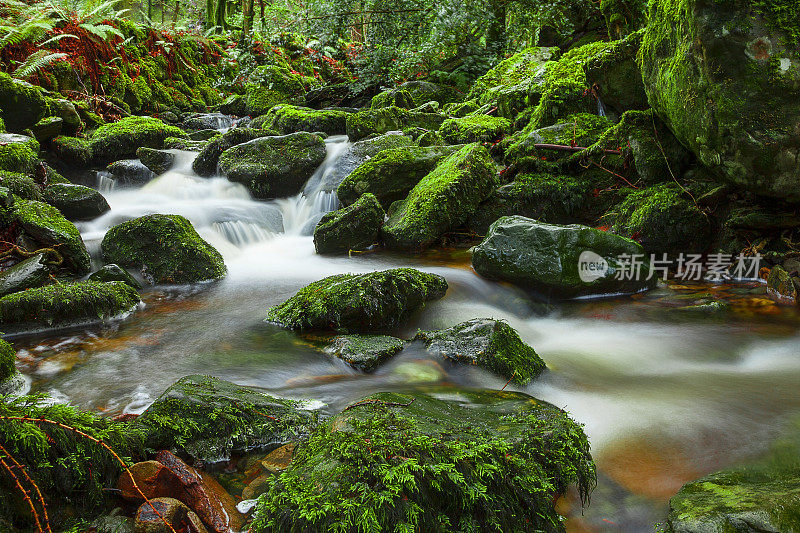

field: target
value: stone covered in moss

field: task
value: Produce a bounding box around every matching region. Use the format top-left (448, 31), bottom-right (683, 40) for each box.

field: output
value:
top-left (313, 193), bottom-right (384, 255)
top-left (51, 135), bottom-right (93, 167)
top-left (325, 334), bottom-right (405, 372)
top-left (136, 147), bottom-right (175, 174)
top-left (0, 281), bottom-right (140, 331)
top-left (265, 105), bottom-right (349, 135)
top-left (415, 318), bottom-right (546, 384)
top-left (507, 113), bottom-right (612, 161)
top-left (244, 65), bottom-right (309, 117)
top-left (0, 339), bottom-right (17, 384)
top-left (584, 29), bottom-right (648, 114)
top-left (0, 171), bottom-right (43, 201)
top-left (89, 116), bottom-right (185, 164)
top-left (44, 183), bottom-right (110, 221)
top-left (106, 159), bottom-right (155, 186)
top-left (346, 107), bottom-right (447, 141)
top-left (0, 254), bottom-right (51, 298)
top-left (395, 81), bottom-right (456, 106)
top-left (88, 264), bottom-right (142, 290)
top-left (382, 143), bottom-right (498, 250)
top-left (473, 216), bottom-right (652, 298)
top-left (252, 388), bottom-right (594, 532)
top-left (192, 128), bottom-right (271, 176)
top-left (132, 375), bottom-right (318, 463)
top-left (266, 268), bottom-right (448, 333)
top-left (638, 0), bottom-right (800, 200)
top-left (607, 183), bottom-right (712, 254)
top-left (337, 145), bottom-right (459, 208)
top-left (31, 116), bottom-right (62, 142)
top-left (467, 47), bottom-right (559, 104)
top-left (371, 88), bottom-right (416, 109)
top-left (767, 265), bottom-right (797, 302)
top-left (218, 132), bottom-right (326, 199)
top-left (439, 115), bottom-right (512, 144)
top-left (0, 134), bottom-right (39, 174)
top-left (50, 98), bottom-right (83, 136)
top-left (101, 214), bottom-right (226, 284)
top-left (0, 73), bottom-right (49, 133)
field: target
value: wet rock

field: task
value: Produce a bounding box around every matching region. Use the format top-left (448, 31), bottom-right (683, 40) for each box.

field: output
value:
top-left (505, 113), bottom-right (612, 162)
top-left (89, 510), bottom-right (135, 533)
top-left (263, 105), bottom-right (349, 135)
top-left (218, 132), bottom-right (326, 199)
top-left (0, 281), bottom-right (140, 331)
top-left (313, 193), bottom-right (384, 255)
top-left (107, 159), bottom-right (155, 186)
top-left (51, 136), bottom-right (93, 168)
top-left (415, 318), bottom-right (546, 384)
top-left (101, 214), bottom-right (226, 284)
top-left (382, 143), bottom-right (498, 250)
top-left (0, 339), bottom-right (22, 395)
top-left (241, 473), bottom-right (273, 501)
top-left (439, 115), bottom-right (511, 144)
top-left (43, 183), bottom-right (110, 221)
top-left (219, 94), bottom-right (245, 116)
top-left (0, 73), bottom-right (49, 132)
top-left (261, 442), bottom-right (296, 473)
top-left (0, 133), bottom-right (39, 174)
top-left (472, 216), bottom-right (653, 298)
top-left (266, 268), bottom-right (448, 332)
top-left (88, 264), bottom-right (142, 290)
top-left (584, 29), bottom-right (648, 114)
top-left (31, 116), bottom-right (63, 142)
top-left (325, 334), bottom-right (405, 372)
top-left (192, 128), bottom-right (270, 177)
top-left (50, 99), bottom-right (83, 136)
top-left (182, 113), bottom-right (232, 131)
top-left (137, 147), bottom-right (175, 175)
top-left (251, 388), bottom-right (595, 532)
top-left (133, 497), bottom-right (206, 533)
top-left (0, 254), bottom-right (51, 298)
top-left (346, 106), bottom-right (447, 141)
top-left (767, 265), bottom-right (797, 304)
top-left (132, 375), bottom-right (318, 463)
top-left (89, 116), bottom-right (185, 164)
top-left (188, 129), bottom-right (220, 141)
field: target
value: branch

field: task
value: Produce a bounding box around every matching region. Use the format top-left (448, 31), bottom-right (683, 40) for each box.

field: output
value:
top-left (534, 143), bottom-right (621, 155)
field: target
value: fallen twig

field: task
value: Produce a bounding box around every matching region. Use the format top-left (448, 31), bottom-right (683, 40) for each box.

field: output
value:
top-left (534, 143), bottom-right (621, 155)
top-left (343, 398), bottom-right (415, 412)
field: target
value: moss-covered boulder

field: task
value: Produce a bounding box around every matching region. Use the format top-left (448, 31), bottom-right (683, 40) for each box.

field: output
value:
top-left (346, 107), bottom-right (447, 141)
top-left (266, 268), bottom-right (448, 333)
top-left (136, 147), bottom-right (175, 174)
top-left (467, 47), bottom-right (560, 105)
top-left (107, 159), bottom-right (155, 186)
top-left (51, 135), bottom-right (93, 168)
top-left (43, 183), bottom-right (110, 221)
top-left (244, 65), bottom-right (309, 117)
top-left (0, 134), bottom-right (39, 174)
top-left (472, 216), bottom-right (653, 298)
top-left (264, 105), bottom-right (349, 135)
top-left (0, 171), bottom-right (43, 201)
top-left (371, 88), bottom-right (416, 109)
top-left (325, 335), bottom-right (405, 372)
top-left (313, 193), bottom-right (384, 254)
top-left (252, 388), bottom-right (594, 532)
top-left (337, 145), bottom-right (459, 208)
top-left (89, 116), bottom-right (185, 164)
top-left (31, 116), bottom-right (63, 142)
top-left (415, 318), bottom-right (546, 384)
top-left (132, 375), bottom-right (318, 463)
top-left (382, 143), bottom-right (498, 250)
top-left (218, 132), bottom-right (326, 198)
top-left (88, 264), bottom-right (142, 290)
top-left (506, 113), bottom-right (612, 162)
top-left (606, 184), bottom-right (712, 255)
top-left (0, 339), bottom-right (23, 395)
top-left (0, 254), bottom-right (51, 298)
top-left (1, 198), bottom-right (91, 274)
top-left (0, 73), bottom-right (49, 133)
top-left (395, 80), bottom-right (456, 106)
top-left (584, 30), bottom-right (648, 114)
top-left (638, 0), bottom-right (800, 200)
top-left (439, 115), bottom-right (512, 144)
top-left (50, 98), bottom-right (83, 136)
top-left (0, 281), bottom-right (140, 331)
top-left (101, 214), bottom-right (226, 284)
top-left (192, 128), bottom-right (271, 177)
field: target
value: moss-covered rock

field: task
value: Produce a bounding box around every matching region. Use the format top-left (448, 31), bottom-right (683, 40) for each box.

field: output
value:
top-left (50, 99), bottom-right (83, 136)
top-left (264, 104), bottom-right (349, 135)
top-left (767, 265), bottom-right (797, 302)
top-left (506, 113), bottom-right (613, 162)
top-left (0, 281), bottom-right (140, 331)
top-left (415, 318), bottom-right (546, 384)
top-left (0, 134), bottom-right (39, 174)
top-left (101, 214), bottom-right (226, 284)
top-left (132, 375), bottom-right (318, 463)
top-left (192, 128), bottom-right (272, 177)
top-left (252, 388), bottom-right (594, 532)
top-left (244, 65), bottom-right (309, 117)
top-left (88, 264), bottom-right (142, 290)
top-left (1, 198), bottom-right (91, 274)
top-left (395, 81), bottom-right (457, 106)
top-left (89, 116), bottom-right (185, 164)
top-left (313, 193), bottom-right (384, 254)
top-left (371, 88), bottom-right (416, 109)
top-left (439, 115), bottom-right (512, 144)
top-left (0, 73), bottom-right (49, 133)
top-left (346, 106), bottom-right (447, 141)
top-left (106, 159), bottom-right (155, 186)
top-left (31, 116), bottom-right (63, 142)
top-left (0, 339), bottom-right (17, 384)
top-left (51, 135), bottom-right (93, 168)
top-left (382, 143), bottom-right (498, 250)
top-left (606, 183), bottom-right (712, 254)
top-left (325, 335), bottom-right (405, 372)
top-left (136, 147), bottom-right (175, 174)
top-left (43, 183), bottom-right (110, 221)
top-left (584, 30), bottom-right (648, 114)
top-left (218, 132), bottom-right (326, 199)
top-left (0, 171), bottom-right (43, 201)
top-left (638, 0), bottom-right (800, 200)
top-left (337, 145), bottom-right (460, 208)
top-left (0, 253), bottom-right (51, 298)
top-left (467, 47), bottom-right (560, 104)
top-left (266, 268), bottom-right (448, 333)
top-left (472, 216), bottom-right (653, 298)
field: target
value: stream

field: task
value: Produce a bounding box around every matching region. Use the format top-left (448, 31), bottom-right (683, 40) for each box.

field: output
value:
top-left (10, 134), bottom-right (800, 531)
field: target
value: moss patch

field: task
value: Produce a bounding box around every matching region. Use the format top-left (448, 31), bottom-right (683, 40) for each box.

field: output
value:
top-left (0, 338), bottom-right (16, 383)
top-left (89, 116), bottom-right (185, 164)
top-left (439, 115), bottom-right (512, 144)
top-left (346, 107), bottom-right (447, 141)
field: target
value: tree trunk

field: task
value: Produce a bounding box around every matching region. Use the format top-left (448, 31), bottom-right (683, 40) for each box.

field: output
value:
top-left (487, 0), bottom-right (507, 56)
top-left (241, 0), bottom-right (254, 45)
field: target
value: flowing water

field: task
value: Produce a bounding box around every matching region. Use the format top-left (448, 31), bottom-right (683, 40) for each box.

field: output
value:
top-left (10, 133), bottom-right (800, 531)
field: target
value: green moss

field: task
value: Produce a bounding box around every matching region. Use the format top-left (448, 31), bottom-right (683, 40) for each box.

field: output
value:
top-left (43, 183), bottom-right (110, 221)
top-left (439, 115), bottom-right (511, 144)
top-left (381, 143), bottom-right (498, 250)
top-left (325, 334), bottom-right (405, 372)
top-left (244, 65), bottom-right (308, 117)
top-left (752, 0), bottom-right (800, 48)
top-left (0, 338), bottom-right (15, 383)
top-left (313, 193), bottom-right (385, 254)
top-left (266, 268), bottom-right (448, 333)
top-left (101, 214), bottom-right (226, 284)
top-left (583, 29), bottom-right (648, 113)
top-left (0, 139), bottom-right (38, 174)
top-left (506, 113), bottom-right (612, 162)
top-left (89, 116), bottom-right (185, 164)
top-left (371, 88), bottom-right (416, 109)
top-left (252, 388), bottom-right (595, 533)
top-left (346, 106), bottom-right (447, 141)
top-left (0, 171), bottom-right (43, 201)
top-left (0, 73), bottom-right (49, 133)
top-left (264, 104), bottom-right (349, 135)
top-left (0, 281), bottom-right (140, 330)
top-left (467, 47), bottom-right (560, 103)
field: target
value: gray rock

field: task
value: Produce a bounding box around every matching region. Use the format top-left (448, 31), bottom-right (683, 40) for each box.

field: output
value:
top-left (107, 159), bottom-right (155, 186)
top-left (0, 254), bottom-right (50, 298)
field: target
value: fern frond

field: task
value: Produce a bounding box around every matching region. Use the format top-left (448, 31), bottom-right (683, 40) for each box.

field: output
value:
top-left (13, 50), bottom-right (69, 79)
top-left (79, 22), bottom-right (124, 41)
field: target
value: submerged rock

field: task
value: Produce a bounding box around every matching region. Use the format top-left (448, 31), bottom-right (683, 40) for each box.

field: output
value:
top-left (0, 254), bottom-right (51, 298)
top-left (251, 388), bottom-right (595, 532)
top-left (137, 147), bottom-right (175, 174)
top-left (88, 264), bottom-right (142, 290)
top-left (266, 268), bottom-right (448, 332)
top-left (313, 193), bottom-right (384, 254)
top-left (89, 116), bottom-right (185, 164)
top-left (325, 334), bottom-right (405, 372)
top-left (102, 214), bottom-right (226, 284)
top-left (133, 375), bottom-right (318, 463)
top-left (218, 132), bottom-right (326, 199)
top-left (0, 281), bottom-right (140, 331)
top-left (346, 106), bottom-right (446, 141)
top-left (415, 318), bottom-right (546, 384)
top-left (43, 183), bottom-right (110, 221)
top-left (133, 497), bottom-right (203, 533)
top-left (264, 104), bottom-right (349, 135)
top-left (472, 216), bottom-right (653, 298)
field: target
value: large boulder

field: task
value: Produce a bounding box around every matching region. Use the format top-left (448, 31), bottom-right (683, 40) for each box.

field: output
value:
top-left (313, 193), bottom-right (384, 254)
top-left (43, 183), bottom-right (110, 221)
top-left (346, 107), bottom-right (447, 141)
top-left (89, 116), bottom-right (185, 164)
top-left (101, 214), bottom-right (226, 284)
top-left (0, 254), bottom-right (51, 298)
top-left (0, 134), bottom-right (39, 174)
top-left (132, 375), bottom-right (318, 463)
top-left (251, 389), bottom-right (595, 532)
top-left (583, 29), bottom-right (648, 114)
top-left (266, 268), bottom-right (448, 332)
top-left (439, 115), bottom-right (512, 144)
top-left (51, 136), bottom-right (93, 168)
top-left (0, 73), bottom-right (49, 133)
top-left (106, 159), bottom-right (155, 186)
top-left (218, 132), bottom-right (326, 199)
top-left (472, 216), bottom-right (653, 298)
top-left (0, 281), bottom-right (140, 331)
top-left (191, 128), bottom-right (271, 177)
top-left (638, 0), bottom-right (800, 200)
top-left (137, 147), bottom-right (175, 174)
top-left (244, 65), bottom-right (309, 117)
top-left (381, 143), bottom-right (498, 250)
top-left (263, 105), bottom-right (349, 135)
top-left (337, 145), bottom-right (459, 208)
top-left (467, 47), bottom-right (560, 104)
